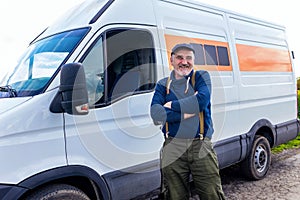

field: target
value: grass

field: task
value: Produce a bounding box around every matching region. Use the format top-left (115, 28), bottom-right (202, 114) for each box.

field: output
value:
top-left (272, 135), bottom-right (300, 153)
top-left (298, 90), bottom-right (300, 116)
top-left (271, 90), bottom-right (300, 153)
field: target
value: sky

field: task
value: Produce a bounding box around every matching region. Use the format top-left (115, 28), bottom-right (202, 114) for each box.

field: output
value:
top-left (0, 0), bottom-right (299, 78)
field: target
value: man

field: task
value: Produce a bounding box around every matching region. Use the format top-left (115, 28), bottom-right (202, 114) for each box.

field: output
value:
top-left (150, 43), bottom-right (225, 199)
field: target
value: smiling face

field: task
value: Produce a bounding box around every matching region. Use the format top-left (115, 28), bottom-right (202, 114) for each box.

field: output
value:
top-left (170, 48), bottom-right (195, 79)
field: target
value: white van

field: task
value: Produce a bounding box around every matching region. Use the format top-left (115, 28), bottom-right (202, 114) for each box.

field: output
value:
top-left (0, 0), bottom-right (298, 199)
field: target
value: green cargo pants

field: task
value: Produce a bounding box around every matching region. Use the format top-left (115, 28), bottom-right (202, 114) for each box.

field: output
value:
top-left (161, 137), bottom-right (226, 200)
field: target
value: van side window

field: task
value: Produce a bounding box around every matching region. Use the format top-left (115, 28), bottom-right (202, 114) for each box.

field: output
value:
top-left (81, 36), bottom-right (105, 106)
top-left (81, 28), bottom-right (156, 107)
top-left (204, 45), bottom-right (218, 65)
top-left (192, 44), bottom-right (205, 65)
top-left (217, 46), bottom-right (230, 66)
top-left (105, 29), bottom-right (156, 102)
top-left (191, 43), bottom-right (230, 66)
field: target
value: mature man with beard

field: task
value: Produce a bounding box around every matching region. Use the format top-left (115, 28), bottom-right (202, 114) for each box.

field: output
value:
top-left (150, 43), bottom-right (225, 200)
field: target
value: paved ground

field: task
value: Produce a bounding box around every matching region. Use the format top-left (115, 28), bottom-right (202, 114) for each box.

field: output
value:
top-left (220, 147), bottom-right (300, 200)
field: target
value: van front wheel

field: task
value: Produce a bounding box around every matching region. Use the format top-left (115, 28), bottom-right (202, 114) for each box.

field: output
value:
top-left (241, 135), bottom-right (271, 180)
top-left (25, 184), bottom-right (90, 200)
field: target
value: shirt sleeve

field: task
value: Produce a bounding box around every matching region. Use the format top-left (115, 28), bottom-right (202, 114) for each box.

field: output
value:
top-left (171, 70), bottom-right (212, 114)
top-left (150, 80), bottom-right (182, 124)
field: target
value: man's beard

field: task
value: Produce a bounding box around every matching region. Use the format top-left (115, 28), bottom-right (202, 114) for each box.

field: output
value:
top-left (175, 65), bottom-right (192, 77)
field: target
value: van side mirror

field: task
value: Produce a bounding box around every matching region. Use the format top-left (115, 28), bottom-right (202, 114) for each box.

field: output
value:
top-left (50, 63), bottom-right (89, 115)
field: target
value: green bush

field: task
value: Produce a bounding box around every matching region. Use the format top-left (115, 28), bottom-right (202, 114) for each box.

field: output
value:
top-left (298, 90), bottom-right (300, 118)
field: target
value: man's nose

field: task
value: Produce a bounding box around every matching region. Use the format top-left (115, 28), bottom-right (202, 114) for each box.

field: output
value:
top-left (181, 59), bottom-right (188, 64)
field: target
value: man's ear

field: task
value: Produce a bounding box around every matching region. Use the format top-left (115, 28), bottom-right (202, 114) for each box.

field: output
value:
top-left (170, 55), bottom-right (173, 63)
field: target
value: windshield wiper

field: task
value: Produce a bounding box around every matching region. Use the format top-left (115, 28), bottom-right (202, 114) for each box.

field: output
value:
top-left (0, 85), bottom-right (17, 97)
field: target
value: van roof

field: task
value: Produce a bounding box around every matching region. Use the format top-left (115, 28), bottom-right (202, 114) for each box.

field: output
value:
top-left (40, 0), bottom-right (110, 37)
top-left (35, 0), bottom-right (284, 43)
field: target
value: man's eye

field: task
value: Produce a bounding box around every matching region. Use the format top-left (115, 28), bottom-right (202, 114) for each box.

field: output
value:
top-left (176, 56), bottom-right (184, 60)
top-left (175, 55), bottom-right (192, 61)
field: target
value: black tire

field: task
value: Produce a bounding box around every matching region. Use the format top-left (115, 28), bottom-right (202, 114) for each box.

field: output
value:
top-left (25, 184), bottom-right (90, 200)
top-left (241, 135), bottom-right (271, 180)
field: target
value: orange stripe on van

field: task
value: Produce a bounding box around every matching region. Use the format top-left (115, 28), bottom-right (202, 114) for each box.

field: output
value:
top-left (165, 34), bottom-right (232, 71)
top-left (236, 44), bottom-right (292, 72)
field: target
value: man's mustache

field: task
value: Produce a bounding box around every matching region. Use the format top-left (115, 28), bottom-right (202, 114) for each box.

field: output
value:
top-left (179, 64), bottom-right (191, 68)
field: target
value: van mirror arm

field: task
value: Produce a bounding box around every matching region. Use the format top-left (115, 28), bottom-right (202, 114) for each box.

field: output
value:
top-left (50, 63), bottom-right (89, 115)
top-left (0, 85), bottom-right (17, 97)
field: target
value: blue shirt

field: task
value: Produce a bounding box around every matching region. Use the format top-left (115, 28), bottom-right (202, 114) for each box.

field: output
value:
top-left (150, 70), bottom-right (214, 139)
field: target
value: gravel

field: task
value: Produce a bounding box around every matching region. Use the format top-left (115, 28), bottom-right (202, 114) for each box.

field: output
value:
top-left (220, 147), bottom-right (300, 200)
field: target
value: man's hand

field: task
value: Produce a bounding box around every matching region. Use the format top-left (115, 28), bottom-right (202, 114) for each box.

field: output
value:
top-left (164, 101), bottom-right (195, 119)
top-left (184, 113), bottom-right (195, 119)
top-left (164, 101), bottom-right (172, 109)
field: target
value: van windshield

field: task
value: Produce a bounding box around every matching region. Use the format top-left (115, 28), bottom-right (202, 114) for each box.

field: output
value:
top-left (0, 28), bottom-right (89, 98)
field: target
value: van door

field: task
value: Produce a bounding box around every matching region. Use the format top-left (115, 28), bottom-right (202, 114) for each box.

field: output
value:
top-left (64, 26), bottom-right (164, 199)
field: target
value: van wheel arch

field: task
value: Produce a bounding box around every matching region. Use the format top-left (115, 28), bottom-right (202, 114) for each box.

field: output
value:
top-left (19, 165), bottom-right (109, 200)
top-left (247, 119), bottom-right (276, 148)
top-left (241, 119), bottom-right (275, 180)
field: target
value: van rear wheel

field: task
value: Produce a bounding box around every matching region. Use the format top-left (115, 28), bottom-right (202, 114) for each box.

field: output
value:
top-left (25, 183), bottom-right (90, 200)
top-left (241, 135), bottom-right (271, 180)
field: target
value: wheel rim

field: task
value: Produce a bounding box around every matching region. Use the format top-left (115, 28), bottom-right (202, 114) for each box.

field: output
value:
top-left (254, 144), bottom-right (267, 173)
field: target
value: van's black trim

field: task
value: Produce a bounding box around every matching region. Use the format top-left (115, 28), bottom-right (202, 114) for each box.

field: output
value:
top-left (0, 184), bottom-right (27, 200)
top-left (214, 119), bottom-right (276, 169)
top-left (214, 118), bottom-right (300, 169)
top-left (214, 135), bottom-right (244, 169)
top-left (102, 159), bottom-right (161, 200)
top-left (4, 165), bottom-right (110, 200)
top-left (89, 0), bottom-right (115, 24)
top-left (275, 119), bottom-right (300, 146)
